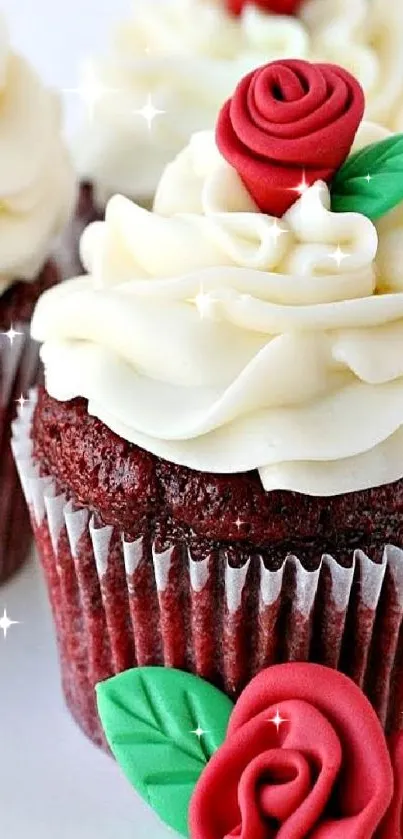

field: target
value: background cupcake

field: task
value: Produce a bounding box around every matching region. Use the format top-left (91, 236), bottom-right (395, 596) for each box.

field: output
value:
top-left (72, 0), bottom-right (403, 220)
top-left (15, 59), bottom-right (403, 747)
top-left (70, 0), bottom-right (309, 222)
top-left (0, 14), bottom-right (75, 582)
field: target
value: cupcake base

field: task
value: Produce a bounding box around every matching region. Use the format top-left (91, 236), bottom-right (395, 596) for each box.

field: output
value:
top-left (62, 182), bottom-right (104, 277)
top-left (0, 261), bottom-right (60, 583)
top-left (12, 395), bottom-right (403, 746)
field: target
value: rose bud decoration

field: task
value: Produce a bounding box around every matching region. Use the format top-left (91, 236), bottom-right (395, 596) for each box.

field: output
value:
top-left (190, 664), bottom-right (396, 839)
top-left (216, 59), bottom-right (365, 217)
top-left (97, 664), bottom-right (403, 838)
top-left (226, 0), bottom-right (302, 15)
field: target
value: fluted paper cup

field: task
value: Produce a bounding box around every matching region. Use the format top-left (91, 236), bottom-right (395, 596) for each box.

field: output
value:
top-left (0, 325), bottom-right (41, 582)
top-left (12, 397), bottom-right (403, 746)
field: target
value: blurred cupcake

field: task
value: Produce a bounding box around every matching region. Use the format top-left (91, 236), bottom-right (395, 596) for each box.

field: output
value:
top-left (72, 0), bottom-right (403, 220)
top-left (0, 16), bottom-right (75, 582)
top-left (15, 59), bottom-right (403, 746)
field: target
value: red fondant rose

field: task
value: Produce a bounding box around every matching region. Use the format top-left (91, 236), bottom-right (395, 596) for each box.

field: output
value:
top-left (190, 663), bottom-right (397, 838)
top-left (226, 0), bottom-right (302, 14)
top-left (216, 60), bottom-right (365, 217)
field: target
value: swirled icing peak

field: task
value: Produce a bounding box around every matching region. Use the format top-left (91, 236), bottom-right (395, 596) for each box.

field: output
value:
top-left (32, 120), bottom-right (403, 497)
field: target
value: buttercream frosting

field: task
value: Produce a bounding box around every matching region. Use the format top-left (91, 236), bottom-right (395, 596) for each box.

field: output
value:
top-left (304, 0), bottom-right (403, 131)
top-left (32, 122), bottom-right (403, 496)
top-left (0, 16), bottom-right (75, 296)
top-left (73, 0), bottom-right (403, 203)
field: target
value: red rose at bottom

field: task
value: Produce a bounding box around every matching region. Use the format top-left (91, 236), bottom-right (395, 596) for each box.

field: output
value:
top-left (189, 663), bottom-right (395, 838)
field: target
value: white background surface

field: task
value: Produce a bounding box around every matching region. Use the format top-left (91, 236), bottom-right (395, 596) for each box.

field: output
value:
top-left (1, 557), bottom-right (171, 838)
top-left (1, 1), bottom-right (172, 837)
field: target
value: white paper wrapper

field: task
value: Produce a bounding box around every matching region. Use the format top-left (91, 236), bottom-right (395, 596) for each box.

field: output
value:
top-left (0, 324), bottom-right (39, 582)
top-left (12, 395), bottom-right (403, 746)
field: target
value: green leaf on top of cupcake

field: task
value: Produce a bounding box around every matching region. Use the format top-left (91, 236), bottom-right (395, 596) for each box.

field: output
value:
top-left (331, 134), bottom-right (403, 220)
top-left (215, 57), bottom-right (403, 223)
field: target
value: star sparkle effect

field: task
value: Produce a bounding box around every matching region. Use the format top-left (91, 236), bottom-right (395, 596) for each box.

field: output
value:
top-left (268, 218), bottom-right (287, 241)
top-left (133, 94), bottom-right (166, 130)
top-left (0, 607), bottom-right (20, 639)
top-left (2, 325), bottom-right (23, 346)
top-left (191, 726), bottom-right (208, 739)
top-left (16, 394), bottom-right (29, 411)
top-left (63, 66), bottom-right (120, 121)
top-left (289, 171), bottom-right (310, 197)
top-left (330, 245), bottom-right (348, 268)
top-left (364, 173), bottom-right (372, 183)
top-left (268, 708), bottom-right (288, 733)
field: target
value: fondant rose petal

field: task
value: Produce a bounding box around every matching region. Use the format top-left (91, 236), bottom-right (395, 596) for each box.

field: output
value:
top-left (226, 0), bottom-right (302, 16)
top-left (189, 663), bottom-right (394, 838)
top-left (216, 60), bottom-right (365, 216)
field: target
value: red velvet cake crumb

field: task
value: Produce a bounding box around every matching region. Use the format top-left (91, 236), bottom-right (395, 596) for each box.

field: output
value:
top-left (33, 388), bottom-right (403, 565)
top-left (0, 259), bottom-right (59, 329)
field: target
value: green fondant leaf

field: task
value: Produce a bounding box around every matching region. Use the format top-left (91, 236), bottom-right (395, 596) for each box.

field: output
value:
top-left (331, 134), bottom-right (403, 220)
top-left (96, 667), bottom-right (234, 838)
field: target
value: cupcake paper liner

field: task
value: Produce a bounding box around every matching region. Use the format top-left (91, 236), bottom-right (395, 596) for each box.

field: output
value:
top-left (0, 325), bottom-right (40, 582)
top-left (12, 395), bottom-right (403, 746)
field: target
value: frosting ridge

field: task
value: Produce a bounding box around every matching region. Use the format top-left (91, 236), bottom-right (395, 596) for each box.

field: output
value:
top-left (32, 125), bottom-right (403, 496)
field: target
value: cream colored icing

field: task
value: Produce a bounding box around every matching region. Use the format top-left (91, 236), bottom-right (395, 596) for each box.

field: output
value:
top-left (73, 0), bottom-right (403, 203)
top-left (72, 0), bottom-right (309, 204)
top-left (32, 122), bottom-right (403, 496)
top-left (304, 0), bottom-right (403, 130)
top-left (0, 16), bottom-right (75, 296)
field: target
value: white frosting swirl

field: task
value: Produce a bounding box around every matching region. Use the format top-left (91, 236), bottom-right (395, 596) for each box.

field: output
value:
top-left (73, 0), bottom-right (403, 203)
top-left (0, 17), bottom-right (75, 296)
top-left (304, 0), bottom-right (403, 131)
top-left (72, 0), bottom-right (309, 204)
top-left (32, 125), bottom-right (403, 496)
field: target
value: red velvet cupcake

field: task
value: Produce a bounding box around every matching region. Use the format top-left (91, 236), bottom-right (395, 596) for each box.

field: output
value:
top-left (14, 60), bottom-right (403, 746)
top-left (0, 16), bottom-right (75, 582)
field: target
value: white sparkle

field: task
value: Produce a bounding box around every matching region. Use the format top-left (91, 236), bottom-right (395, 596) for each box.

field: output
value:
top-left (63, 66), bottom-right (119, 121)
top-left (235, 517), bottom-right (244, 529)
top-left (2, 325), bottom-right (23, 346)
top-left (133, 94), bottom-right (165, 130)
top-left (268, 219), bottom-right (287, 242)
top-left (0, 608), bottom-right (20, 639)
top-left (191, 727), bottom-right (207, 739)
top-left (289, 171), bottom-right (310, 196)
top-left (330, 245), bottom-right (348, 268)
top-left (16, 394), bottom-right (29, 411)
top-left (194, 286), bottom-right (214, 320)
top-left (364, 173), bottom-right (372, 183)
top-left (268, 708), bottom-right (288, 733)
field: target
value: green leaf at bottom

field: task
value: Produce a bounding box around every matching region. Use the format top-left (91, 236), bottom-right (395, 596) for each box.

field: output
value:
top-left (96, 667), bottom-right (234, 837)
